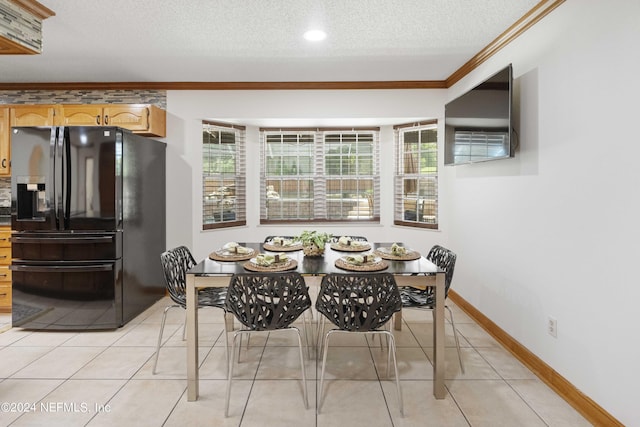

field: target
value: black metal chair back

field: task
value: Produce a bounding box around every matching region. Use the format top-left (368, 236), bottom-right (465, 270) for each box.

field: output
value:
top-left (160, 245), bottom-right (197, 306)
top-left (316, 273), bottom-right (402, 332)
top-left (225, 272), bottom-right (311, 331)
top-left (426, 245), bottom-right (457, 296)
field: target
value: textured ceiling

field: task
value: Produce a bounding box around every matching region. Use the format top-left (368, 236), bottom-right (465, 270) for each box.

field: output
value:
top-left (0, 0), bottom-right (540, 83)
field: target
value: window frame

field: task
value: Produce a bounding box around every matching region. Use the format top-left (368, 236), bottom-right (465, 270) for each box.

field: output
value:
top-left (201, 120), bottom-right (246, 230)
top-left (393, 120), bottom-right (439, 229)
top-left (259, 127), bottom-right (380, 224)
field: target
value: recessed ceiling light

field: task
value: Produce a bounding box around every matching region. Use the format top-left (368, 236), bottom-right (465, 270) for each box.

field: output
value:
top-left (303, 29), bottom-right (327, 42)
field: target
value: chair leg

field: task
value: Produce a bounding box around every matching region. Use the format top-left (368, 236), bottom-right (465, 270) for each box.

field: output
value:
top-left (293, 327), bottom-right (309, 409)
top-left (382, 330), bottom-right (404, 417)
top-left (222, 313), bottom-right (230, 376)
top-left (317, 328), bottom-right (335, 414)
top-left (303, 308), bottom-right (315, 358)
top-left (316, 316), bottom-right (326, 360)
top-left (182, 310), bottom-right (187, 341)
top-left (445, 305), bottom-right (465, 374)
top-left (225, 331), bottom-right (241, 417)
top-left (152, 305), bottom-right (175, 375)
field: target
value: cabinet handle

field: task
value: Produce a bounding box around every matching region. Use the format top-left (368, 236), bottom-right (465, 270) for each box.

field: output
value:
top-left (0, 274), bottom-right (6, 277)
top-left (0, 293), bottom-right (6, 297)
top-left (96, 115), bottom-right (101, 125)
top-left (0, 255), bottom-right (7, 259)
top-left (1, 159), bottom-right (5, 168)
top-left (104, 115), bottom-right (109, 125)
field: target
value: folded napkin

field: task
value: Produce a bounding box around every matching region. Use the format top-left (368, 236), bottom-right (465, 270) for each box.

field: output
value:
top-left (344, 254), bottom-right (373, 265)
top-left (271, 237), bottom-right (295, 247)
top-left (255, 252), bottom-right (288, 266)
top-left (345, 255), bottom-right (364, 265)
top-left (390, 243), bottom-right (407, 256)
top-left (338, 236), bottom-right (367, 247)
top-left (223, 242), bottom-right (250, 254)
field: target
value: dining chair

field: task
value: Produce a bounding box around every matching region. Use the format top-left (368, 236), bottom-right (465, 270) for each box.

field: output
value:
top-left (315, 273), bottom-right (403, 416)
top-left (153, 245), bottom-right (228, 374)
top-left (399, 244), bottom-right (464, 373)
top-left (224, 272), bottom-right (312, 417)
top-left (262, 235), bottom-right (315, 357)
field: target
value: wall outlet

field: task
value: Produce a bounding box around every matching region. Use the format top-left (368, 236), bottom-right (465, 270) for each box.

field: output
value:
top-left (548, 316), bottom-right (558, 338)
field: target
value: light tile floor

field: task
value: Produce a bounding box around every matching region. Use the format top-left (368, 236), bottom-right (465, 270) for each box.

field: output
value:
top-left (0, 296), bottom-right (591, 426)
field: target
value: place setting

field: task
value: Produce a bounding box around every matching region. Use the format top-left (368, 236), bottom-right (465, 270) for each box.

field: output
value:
top-left (330, 235), bottom-right (371, 252)
top-left (243, 252), bottom-right (298, 272)
top-left (374, 242), bottom-right (421, 261)
top-left (263, 236), bottom-right (303, 252)
top-left (335, 252), bottom-right (388, 272)
top-left (209, 242), bottom-right (256, 261)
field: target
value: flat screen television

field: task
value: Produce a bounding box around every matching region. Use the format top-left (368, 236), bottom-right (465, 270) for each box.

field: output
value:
top-left (444, 64), bottom-right (515, 165)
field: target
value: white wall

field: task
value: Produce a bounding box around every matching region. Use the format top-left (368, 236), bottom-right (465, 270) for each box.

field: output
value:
top-left (164, 0), bottom-right (638, 423)
top-left (445, 1), bottom-right (640, 425)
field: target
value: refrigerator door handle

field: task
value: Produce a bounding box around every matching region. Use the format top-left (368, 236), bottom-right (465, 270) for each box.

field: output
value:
top-left (63, 127), bottom-right (72, 230)
top-left (52, 127), bottom-right (64, 230)
top-left (12, 235), bottom-right (115, 244)
top-left (10, 263), bottom-right (114, 273)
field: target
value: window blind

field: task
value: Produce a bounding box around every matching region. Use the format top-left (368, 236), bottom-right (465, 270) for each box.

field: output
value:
top-left (394, 122), bottom-right (438, 229)
top-left (202, 121), bottom-right (246, 229)
top-left (260, 127), bottom-right (380, 223)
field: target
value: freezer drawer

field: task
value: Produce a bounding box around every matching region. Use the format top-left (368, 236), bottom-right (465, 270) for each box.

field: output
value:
top-left (11, 260), bottom-right (120, 300)
top-left (11, 259), bottom-right (122, 330)
top-left (12, 231), bottom-right (121, 261)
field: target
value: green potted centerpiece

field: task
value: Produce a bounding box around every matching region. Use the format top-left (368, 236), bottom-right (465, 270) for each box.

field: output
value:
top-left (296, 230), bottom-right (333, 257)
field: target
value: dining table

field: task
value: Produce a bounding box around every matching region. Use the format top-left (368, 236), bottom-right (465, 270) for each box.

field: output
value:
top-left (185, 241), bottom-right (446, 401)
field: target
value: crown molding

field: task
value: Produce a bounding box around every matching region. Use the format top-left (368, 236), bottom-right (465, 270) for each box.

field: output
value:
top-left (446, 0), bottom-right (565, 87)
top-left (0, 80), bottom-right (447, 90)
top-left (8, 0), bottom-right (55, 20)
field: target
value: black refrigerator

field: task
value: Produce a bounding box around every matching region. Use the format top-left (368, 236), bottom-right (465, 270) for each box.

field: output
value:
top-left (10, 126), bottom-right (166, 330)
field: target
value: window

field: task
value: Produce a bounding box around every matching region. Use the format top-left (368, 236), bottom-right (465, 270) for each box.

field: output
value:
top-left (451, 130), bottom-right (509, 164)
top-left (394, 121), bottom-right (438, 229)
top-left (202, 121), bottom-right (246, 229)
top-left (260, 128), bottom-right (380, 223)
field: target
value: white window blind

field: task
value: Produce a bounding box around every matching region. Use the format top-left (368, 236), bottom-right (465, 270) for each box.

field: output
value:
top-left (260, 128), bottom-right (380, 223)
top-left (452, 130), bottom-right (509, 164)
top-left (202, 121), bottom-right (246, 229)
top-left (394, 121), bottom-right (438, 229)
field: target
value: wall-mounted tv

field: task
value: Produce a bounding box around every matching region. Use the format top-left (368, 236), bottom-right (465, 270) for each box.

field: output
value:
top-left (444, 64), bottom-right (515, 165)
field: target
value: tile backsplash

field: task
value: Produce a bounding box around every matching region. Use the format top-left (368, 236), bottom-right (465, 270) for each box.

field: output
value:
top-left (0, 177), bottom-right (10, 207)
top-left (0, 90), bottom-right (166, 109)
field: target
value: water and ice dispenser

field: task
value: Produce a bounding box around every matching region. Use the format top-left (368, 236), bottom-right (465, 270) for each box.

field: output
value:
top-left (16, 178), bottom-right (46, 221)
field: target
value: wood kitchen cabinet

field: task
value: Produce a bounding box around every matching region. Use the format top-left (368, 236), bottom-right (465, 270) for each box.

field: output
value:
top-left (10, 104), bottom-right (58, 126)
top-left (59, 104), bottom-right (166, 137)
top-left (0, 228), bottom-right (11, 313)
top-left (0, 107), bottom-right (9, 176)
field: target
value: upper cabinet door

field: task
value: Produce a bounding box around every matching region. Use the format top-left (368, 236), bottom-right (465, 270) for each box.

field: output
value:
top-left (0, 108), bottom-right (9, 176)
top-left (10, 105), bottom-right (58, 127)
top-left (103, 105), bottom-right (165, 137)
top-left (59, 105), bottom-right (105, 126)
top-left (103, 105), bottom-right (149, 132)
